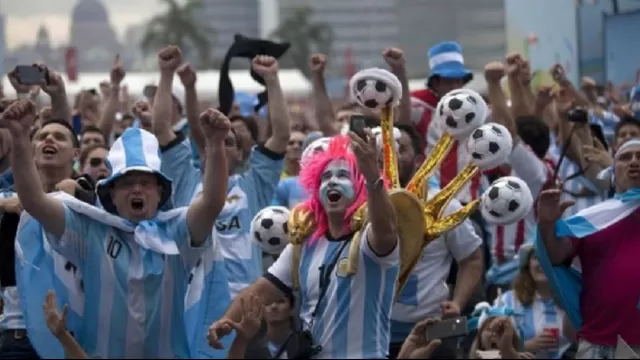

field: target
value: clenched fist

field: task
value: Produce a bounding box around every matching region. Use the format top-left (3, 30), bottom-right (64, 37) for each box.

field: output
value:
top-left (1, 99), bottom-right (36, 137)
top-left (484, 61), bottom-right (505, 84)
top-left (110, 54), bottom-right (126, 86)
top-left (383, 47), bottom-right (405, 69)
top-left (200, 109), bottom-right (231, 145)
top-left (310, 54), bottom-right (327, 74)
top-left (177, 63), bottom-right (197, 88)
top-left (251, 55), bottom-right (278, 79)
top-left (158, 45), bottom-right (183, 74)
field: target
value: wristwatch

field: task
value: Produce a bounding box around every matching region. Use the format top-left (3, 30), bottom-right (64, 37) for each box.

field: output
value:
top-left (365, 176), bottom-right (384, 191)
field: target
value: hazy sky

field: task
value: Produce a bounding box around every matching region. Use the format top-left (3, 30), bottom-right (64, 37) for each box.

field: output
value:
top-left (3, 0), bottom-right (168, 49)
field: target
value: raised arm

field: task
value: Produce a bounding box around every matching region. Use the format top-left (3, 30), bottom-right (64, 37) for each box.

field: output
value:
top-left (97, 54), bottom-right (125, 138)
top-left (484, 62), bottom-right (518, 140)
top-left (1, 100), bottom-right (65, 237)
top-left (39, 66), bottom-right (72, 124)
top-left (186, 109), bottom-right (229, 247)
top-left (383, 48), bottom-right (412, 126)
top-left (351, 130), bottom-right (398, 256)
top-left (252, 56), bottom-right (291, 154)
top-left (177, 63), bottom-right (206, 155)
top-left (152, 45), bottom-right (182, 146)
top-left (310, 54), bottom-right (338, 136)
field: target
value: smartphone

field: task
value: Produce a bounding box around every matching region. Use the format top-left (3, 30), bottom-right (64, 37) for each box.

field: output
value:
top-left (349, 114), bottom-right (367, 139)
top-left (425, 317), bottom-right (468, 340)
top-left (14, 65), bottom-right (47, 86)
top-left (476, 350), bottom-right (501, 359)
top-left (567, 107), bottom-right (589, 123)
top-left (590, 124), bottom-right (608, 151)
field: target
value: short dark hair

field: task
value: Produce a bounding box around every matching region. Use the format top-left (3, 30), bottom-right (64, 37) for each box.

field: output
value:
top-left (515, 115), bottom-right (550, 159)
top-left (79, 144), bottom-right (109, 168)
top-left (395, 123), bottom-right (423, 156)
top-left (230, 115), bottom-right (259, 143)
top-left (81, 125), bottom-right (108, 144)
top-left (615, 116), bottom-right (640, 138)
top-left (37, 119), bottom-right (80, 148)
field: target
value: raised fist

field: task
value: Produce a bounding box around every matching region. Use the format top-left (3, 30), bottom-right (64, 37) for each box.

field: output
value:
top-left (484, 61), bottom-right (505, 83)
top-left (1, 99), bottom-right (36, 137)
top-left (310, 54), bottom-right (327, 74)
top-left (252, 55), bottom-right (278, 79)
top-left (383, 47), bottom-right (405, 69)
top-left (110, 54), bottom-right (126, 86)
top-left (177, 63), bottom-right (197, 88)
top-left (39, 106), bottom-right (53, 123)
top-left (131, 100), bottom-right (152, 121)
top-left (157, 45), bottom-right (183, 74)
top-left (200, 108), bottom-right (231, 144)
top-left (535, 85), bottom-right (553, 110)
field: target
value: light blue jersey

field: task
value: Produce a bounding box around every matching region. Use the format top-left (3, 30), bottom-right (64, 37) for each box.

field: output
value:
top-left (272, 176), bottom-right (307, 209)
top-left (267, 225), bottom-right (399, 359)
top-left (161, 139), bottom-right (284, 298)
top-left (550, 153), bottom-right (606, 217)
top-left (44, 203), bottom-right (209, 358)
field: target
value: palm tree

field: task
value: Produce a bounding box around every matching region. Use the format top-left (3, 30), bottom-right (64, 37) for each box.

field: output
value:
top-left (140, 0), bottom-right (215, 68)
top-left (271, 6), bottom-right (333, 78)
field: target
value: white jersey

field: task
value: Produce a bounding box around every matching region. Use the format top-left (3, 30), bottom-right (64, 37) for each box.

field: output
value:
top-left (390, 191), bottom-right (482, 343)
top-left (267, 224), bottom-right (399, 359)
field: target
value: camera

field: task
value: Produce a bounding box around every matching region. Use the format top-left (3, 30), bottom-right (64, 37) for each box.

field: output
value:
top-left (567, 107), bottom-right (589, 123)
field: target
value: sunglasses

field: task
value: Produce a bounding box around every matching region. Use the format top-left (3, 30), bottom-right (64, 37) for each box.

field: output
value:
top-left (89, 157), bottom-right (105, 167)
top-left (288, 140), bottom-right (303, 146)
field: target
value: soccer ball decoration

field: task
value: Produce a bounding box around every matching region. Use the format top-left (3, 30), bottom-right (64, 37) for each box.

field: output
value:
top-left (301, 136), bottom-right (332, 163)
top-left (467, 123), bottom-right (513, 170)
top-left (480, 176), bottom-right (533, 225)
top-left (250, 206), bottom-right (290, 255)
top-left (349, 68), bottom-right (403, 110)
top-left (435, 89), bottom-right (488, 139)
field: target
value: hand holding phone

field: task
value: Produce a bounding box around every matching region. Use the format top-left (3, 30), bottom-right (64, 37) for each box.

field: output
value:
top-left (14, 65), bottom-right (47, 86)
top-left (424, 316), bottom-right (468, 340)
top-left (349, 114), bottom-right (367, 140)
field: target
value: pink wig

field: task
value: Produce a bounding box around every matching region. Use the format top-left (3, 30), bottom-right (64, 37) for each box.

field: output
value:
top-left (299, 135), bottom-right (369, 244)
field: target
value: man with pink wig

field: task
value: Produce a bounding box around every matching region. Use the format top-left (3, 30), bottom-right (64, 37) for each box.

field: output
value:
top-left (208, 131), bottom-right (400, 359)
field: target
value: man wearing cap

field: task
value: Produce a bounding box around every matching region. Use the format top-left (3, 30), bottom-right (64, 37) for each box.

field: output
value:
top-left (2, 97), bottom-right (231, 358)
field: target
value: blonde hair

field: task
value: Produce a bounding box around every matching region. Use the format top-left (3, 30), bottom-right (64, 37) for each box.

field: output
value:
top-left (512, 250), bottom-right (560, 307)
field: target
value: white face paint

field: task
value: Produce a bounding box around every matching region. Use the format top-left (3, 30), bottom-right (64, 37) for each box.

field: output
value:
top-left (319, 159), bottom-right (355, 210)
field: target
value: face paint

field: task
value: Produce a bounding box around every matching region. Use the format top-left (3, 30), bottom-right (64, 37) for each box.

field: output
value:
top-left (319, 159), bottom-right (355, 208)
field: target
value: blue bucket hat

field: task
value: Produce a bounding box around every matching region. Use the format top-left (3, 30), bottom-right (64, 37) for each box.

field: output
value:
top-left (427, 41), bottom-right (473, 85)
top-left (96, 128), bottom-right (173, 214)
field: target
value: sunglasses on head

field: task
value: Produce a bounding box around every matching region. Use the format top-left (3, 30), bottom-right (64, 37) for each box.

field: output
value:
top-left (89, 157), bottom-right (105, 167)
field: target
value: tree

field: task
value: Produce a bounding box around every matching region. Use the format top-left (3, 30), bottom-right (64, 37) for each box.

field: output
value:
top-left (271, 6), bottom-right (333, 78)
top-left (140, 0), bottom-right (215, 68)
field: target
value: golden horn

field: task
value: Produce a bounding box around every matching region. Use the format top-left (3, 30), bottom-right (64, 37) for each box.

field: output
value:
top-left (424, 163), bottom-right (479, 220)
top-left (406, 133), bottom-right (455, 199)
top-left (380, 106), bottom-right (400, 189)
top-left (426, 200), bottom-right (480, 240)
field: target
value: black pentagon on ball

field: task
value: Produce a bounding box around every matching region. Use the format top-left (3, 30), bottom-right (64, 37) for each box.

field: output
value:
top-left (271, 208), bottom-right (285, 214)
top-left (465, 112), bottom-right (476, 123)
top-left (448, 97), bottom-right (463, 110)
top-left (488, 141), bottom-right (500, 154)
top-left (261, 218), bottom-right (274, 229)
top-left (445, 116), bottom-right (458, 128)
top-left (283, 221), bottom-right (288, 234)
top-left (472, 128), bottom-right (484, 139)
top-left (472, 152), bottom-right (483, 160)
top-left (507, 180), bottom-right (521, 190)
top-left (467, 95), bottom-right (477, 104)
top-left (508, 199), bottom-right (520, 212)
top-left (375, 80), bottom-right (387, 92)
top-left (491, 125), bottom-right (503, 135)
top-left (268, 237), bottom-right (281, 246)
top-left (356, 79), bottom-right (367, 92)
top-left (439, 104), bottom-right (445, 116)
top-left (488, 186), bottom-right (500, 200)
top-left (364, 99), bottom-right (379, 108)
top-left (489, 210), bottom-right (502, 217)
top-left (254, 231), bottom-right (262, 242)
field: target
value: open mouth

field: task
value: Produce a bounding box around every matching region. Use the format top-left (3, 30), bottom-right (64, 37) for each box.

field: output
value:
top-left (629, 168), bottom-right (640, 177)
top-left (131, 198), bottom-right (145, 211)
top-left (42, 145), bottom-right (58, 155)
top-left (327, 190), bottom-right (342, 203)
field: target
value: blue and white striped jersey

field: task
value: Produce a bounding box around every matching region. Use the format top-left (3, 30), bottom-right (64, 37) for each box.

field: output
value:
top-left (161, 139), bottom-right (283, 298)
top-left (267, 225), bottom-right (399, 359)
top-left (549, 153), bottom-right (606, 217)
top-left (391, 191), bottom-right (481, 343)
top-left (44, 204), bottom-right (209, 358)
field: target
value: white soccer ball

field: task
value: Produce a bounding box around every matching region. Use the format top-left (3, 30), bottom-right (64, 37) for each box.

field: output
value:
top-left (250, 206), bottom-right (290, 255)
top-left (352, 78), bottom-right (394, 110)
top-left (435, 89), bottom-right (487, 139)
top-left (480, 176), bottom-right (533, 225)
top-left (301, 136), bottom-right (331, 163)
top-left (467, 123), bottom-right (513, 170)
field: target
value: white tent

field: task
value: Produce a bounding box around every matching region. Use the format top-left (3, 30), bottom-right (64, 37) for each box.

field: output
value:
top-left (2, 69), bottom-right (312, 101)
